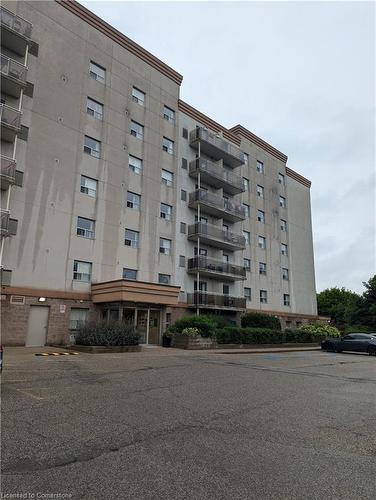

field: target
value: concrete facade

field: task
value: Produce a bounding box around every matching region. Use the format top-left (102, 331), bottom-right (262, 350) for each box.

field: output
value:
top-left (1, 0), bottom-right (318, 346)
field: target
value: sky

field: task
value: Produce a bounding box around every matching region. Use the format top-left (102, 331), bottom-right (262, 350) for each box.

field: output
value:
top-left (82, 0), bottom-right (375, 294)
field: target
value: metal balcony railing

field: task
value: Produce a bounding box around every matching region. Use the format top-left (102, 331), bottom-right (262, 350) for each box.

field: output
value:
top-left (1, 156), bottom-right (16, 188)
top-left (187, 222), bottom-right (246, 250)
top-left (190, 127), bottom-right (244, 168)
top-left (0, 6), bottom-right (32, 39)
top-left (189, 189), bottom-right (246, 222)
top-left (1, 54), bottom-right (27, 83)
top-left (189, 158), bottom-right (245, 194)
top-left (0, 104), bottom-right (22, 130)
top-left (187, 292), bottom-right (246, 310)
top-left (188, 256), bottom-right (246, 280)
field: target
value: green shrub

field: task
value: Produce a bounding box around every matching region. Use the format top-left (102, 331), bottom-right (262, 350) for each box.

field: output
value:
top-left (298, 324), bottom-right (340, 338)
top-left (75, 320), bottom-right (139, 346)
top-left (343, 325), bottom-right (375, 334)
top-left (241, 312), bottom-right (281, 330)
top-left (205, 314), bottom-right (233, 330)
top-left (216, 327), bottom-right (283, 344)
top-left (168, 315), bottom-right (216, 338)
top-left (181, 327), bottom-right (199, 337)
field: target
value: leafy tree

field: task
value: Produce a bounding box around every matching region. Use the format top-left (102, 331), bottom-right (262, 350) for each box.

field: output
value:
top-left (352, 275), bottom-right (376, 328)
top-left (317, 287), bottom-right (359, 327)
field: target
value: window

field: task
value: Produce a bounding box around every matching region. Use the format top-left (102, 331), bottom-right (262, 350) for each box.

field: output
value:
top-left (127, 191), bottom-right (141, 210)
top-left (244, 287), bottom-right (251, 301)
top-left (132, 87), bottom-right (145, 105)
top-left (258, 236), bottom-right (266, 249)
top-left (282, 268), bottom-right (289, 280)
top-left (181, 189), bottom-right (187, 201)
top-left (89, 61), bottom-right (105, 83)
top-left (73, 260), bottom-right (92, 282)
top-left (194, 281), bottom-right (207, 292)
top-left (181, 158), bottom-right (188, 169)
top-left (129, 155), bottom-right (143, 175)
top-left (162, 137), bottom-right (174, 154)
top-left (257, 185), bottom-right (264, 198)
top-left (260, 290), bottom-right (268, 304)
top-left (179, 255), bottom-right (185, 267)
top-left (84, 136), bottom-right (101, 158)
top-left (194, 247), bottom-right (207, 256)
top-left (243, 204), bottom-right (250, 217)
top-left (256, 160), bottom-right (264, 173)
top-left (279, 196), bottom-right (286, 208)
top-left (223, 254), bottom-right (229, 263)
top-left (182, 128), bottom-right (188, 139)
top-left (243, 231), bottom-right (251, 245)
top-left (77, 217), bottom-right (95, 239)
top-left (130, 121), bottom-right (144, 139)
top-left (166, 312), bottom-right (172, 329)
top-left (243, 177), bottom-right (249, 191)
top-left (278, 173), bottom-right (285, 185)
top-left (160, 203), bottom-right (172, 221)
top-left (223, 284), bottom-right (230, 295)
top-left (243, 152), bottom-right (249, 165)
top-left (163, 105), bottom-right (175, 122)
top-left (259, 262), bottom-right (267, 275)
top-left (159, 273), bottom-right (171, 284)
top-left (70, 308), bottom-right (89, 330)
top-left (257, 210), bottom-right (265, 223)
top-left (161, 169), bottom-right (173, 186)
top-left (223, 224), bottom-right (229, 232)
top-left (180, 222), bottom-right (186, 234)
top-left (280, 219), bottom-right (287, 231)
top-left (80, 175), bottom-right (97, 197)
top-left (160, 238), bottom-right (171, 255)
top-left (123, 268), bottom-right (137, 280)
top-left (86, 97), bottom-right (103, 120)
top-left (281, 243), bottom-right (288, 256)
top-left (124, 229), bottom-right (139, 248)
top-left (283, 294), bottom-right (290, 306)
top-left (244, 258), bottom-right (251, 271)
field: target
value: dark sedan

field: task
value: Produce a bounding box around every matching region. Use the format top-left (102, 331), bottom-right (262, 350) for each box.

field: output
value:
top-left (321, 333), bottom-right (376, 355)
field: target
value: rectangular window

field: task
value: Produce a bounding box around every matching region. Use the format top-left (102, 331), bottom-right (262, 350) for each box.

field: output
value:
top-left (244, 258), bottom-right (251, 271)
top-left (243, 152), bottom-right (249, 165)
top-left (80, 175), bottom-right (97, 197)
top-left (159, 238), bottom-right (171, 255)
top-left (73, 260), bottom-right (92, 282)
top-left (257, 185), bottom-right (264, 198)
top-left (259, 262), bottom-right (267, 275)
top-left (161, 169), bottom-right (173, 186)
top-left (257, 210), bottom-right (265, 223)
top-left (283, 294), bottom-right (290, 306)
top-left (181, 189), bottom-right (187, 201)
top-left (127, 191), bottom-right (141, 210)
top-left (84, 136), bottom-right (101, 158)
top-left (243, 177), bottom-right (249, 191)
top-left (162, 137), bottom-right (174, 155)
top-left (159, 273), bottom-right (171, 284)
top-left (77, 217), bottom-right (95, 239)
top-left (182, 128), bottom-right (188, 139)
top-left (194, 247), bottom-right (207, 256)
top-left (258, 236), bottom-right (266, 249)
top-left (130, 120), bottom-right (144, 139)
top-left (280, 219), bottom-right (287, 231)
top-left (180, 222), bottom-right (186, 234)
top-left (243, 231), bottom-right (251, 245)
top-left (282, 268), bottom-right (289, 280)
top-left (132, 87), bottom-right (145, 105)
top-left (86, 97), bottom-right (103, 120)
top-left (256, 160), bottom-right (264, 173)
top-left (223, 284), bottom-right (230, 295)
top-left (179, 255), bottom-right (185, 267)
top-left (163, 105), bottom-right (175, 122)
top-left (89, 61), bottom-right (105, 83)
top-left (123, 268), bottom-right (137, 280)
top-left (160, 203), bottom-right (172, 221)
top-left (244, 287), bottom-right (251, 301)
top-left (70, 308), bottom-right (89, 330)
top-left (281, 244), bottom-right (288, 256)
top-left (223, 254), bottom-right (229, 263)
top-left (194, 281), bottom-right (207, 292)
top-left (260, 290), bottom-right (268, 304)
top-left (124, 229), bottom-right (139, 248)
top-left (279, 196), bottom-right (286, 208)
top-left (243, 204), bottom-right (250, 217)
top-left (278, 173), bottom-right (285, 185)
top-left (129, 155), bottom-right (143, 175)
top-left (181, 158), bottom-right (188, 169)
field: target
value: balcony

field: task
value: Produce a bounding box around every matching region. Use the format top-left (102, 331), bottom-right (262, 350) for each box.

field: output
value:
top-left (187, 257), bottom-right (246, 281)
top-left (188, 222), bottom-right (246, 251)
top-left (0, 104), bottom-right (22, 142)
top-left (0, 6), bottom-right (32, 56)
top-left (187, 292), bottom-right (246, 310)
top-left (190, 127), bottom-right (244, 168)
top-left (1, 54), bottom-right (28, 98)
top-left (1, 156), bottom-right (16, 189)
top-left (1, 210), bottom-right (10, 237)
top-left (0, 268), bottom-right (12, 286)
top-left (189, 189), bottom-right (246, 222)
top-left (189, 158), bottom-right (245, 195)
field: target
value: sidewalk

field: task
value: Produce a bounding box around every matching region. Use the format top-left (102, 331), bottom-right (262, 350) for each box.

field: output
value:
top-left (210, 346), bottom-right (321, 354)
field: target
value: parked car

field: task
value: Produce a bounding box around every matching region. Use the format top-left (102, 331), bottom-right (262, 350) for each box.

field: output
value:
top-left (321, 333), bottom-right (376, 355)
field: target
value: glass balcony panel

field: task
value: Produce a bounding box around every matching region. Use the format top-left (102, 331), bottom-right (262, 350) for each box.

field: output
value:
top-left (190, 127), bottom-right (244, 168)
top-left (189, 158), bottom-right (245, 195)
top-left (1, 156), bottom-right (16, 189)
top-left (189, 189), bottom-right (246, 222)
top-left (1, 210), bottom-right (10, 236)
top-left (0, 104), bottom-right (22, 142)
top-left (187, 292), bottom-right (246, 310)
top-left (187, 256), bottom-right (246, 281)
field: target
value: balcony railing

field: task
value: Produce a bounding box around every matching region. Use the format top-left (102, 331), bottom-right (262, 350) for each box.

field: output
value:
top-left (190, 127), bottom-right (244, 168)
top-left (188, 222), bottom-right (246, 251)
top-left (189, 189), bottom-right (246, 222)
top-left (1, 54), bottom-right (27, 97)
top-left (0, 104), bottom-right (22, 142)
top-left (187, 256), bottom-right (246, 281)
top-left (187, 292), bottom-right (246, 310)
top-left (1, 156), bottom-right (16, 189)
top-left (0, 268), bottom-right (12, 286)
top-left (189, 158), bottom-right (245, 195)
top-left (0, 6), bottom-right (32, 38)
top-left (1, 210), bottom-right (10, 237)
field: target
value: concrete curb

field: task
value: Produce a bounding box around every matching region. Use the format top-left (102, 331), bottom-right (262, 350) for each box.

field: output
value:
top-left (212, 346), bottom-right (321, 354)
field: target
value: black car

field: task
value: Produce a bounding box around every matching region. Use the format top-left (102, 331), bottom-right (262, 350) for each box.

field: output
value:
top-left (321, 333), bottom-right (376, 355)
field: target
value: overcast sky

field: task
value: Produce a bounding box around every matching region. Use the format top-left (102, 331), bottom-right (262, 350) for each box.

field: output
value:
top-left (82, 0), bottom-right (375, 294)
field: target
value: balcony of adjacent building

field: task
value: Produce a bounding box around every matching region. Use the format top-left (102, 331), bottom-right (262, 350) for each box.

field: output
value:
top-left (188, 189), bottom-right (246, 222)
top-left (189, 127), bottom-right (244, 168)
top-left (188, 222), bottom-right (246, 251)
top-left (1, 156), bottom-right (16, 190)
top-left (187, 256), bottom-right (246, 281)
top-left (187, 291), bottom-right (246, 310)
top-left (0, 103), bottom-right (22, 142)
top-left (189, 158), bottom-right (245, 195)
top-left (0, 6), bottom-right (32, 56)
top-left (1, 54), bottom-right (28, 98)
top-left (1, 210), bottom-right (10, 237)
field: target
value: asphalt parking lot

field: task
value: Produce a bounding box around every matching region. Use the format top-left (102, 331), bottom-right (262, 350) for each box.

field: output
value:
top-left (2, 347), bottom-right (375, 500)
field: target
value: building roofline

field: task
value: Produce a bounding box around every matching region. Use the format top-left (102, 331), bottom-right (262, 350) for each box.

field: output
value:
top-left (56, 0), bottom-right (183, 85)
top-left (230, 124), bottom-right (288, 163)
top-left (286, 167), bottom-right (311, 188)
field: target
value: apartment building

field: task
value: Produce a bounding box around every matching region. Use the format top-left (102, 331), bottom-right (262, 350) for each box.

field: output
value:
top-left (0, 0), bottom-right (318, 347)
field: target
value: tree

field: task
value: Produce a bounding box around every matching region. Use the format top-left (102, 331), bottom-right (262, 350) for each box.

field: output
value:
top-left (352, 275), bottom-right (376, 328)
top-left (317, 287), bottom-right (360, 328)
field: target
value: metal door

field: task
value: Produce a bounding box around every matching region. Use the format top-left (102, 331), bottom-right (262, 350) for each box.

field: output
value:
top-left (25, 306), bottom-right (49, 347)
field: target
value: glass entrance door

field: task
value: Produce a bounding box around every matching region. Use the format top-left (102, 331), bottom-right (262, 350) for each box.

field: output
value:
top-left (148, 310), bottom-right (160, 345)
top-left (136, 310), bottom-right (148, 344)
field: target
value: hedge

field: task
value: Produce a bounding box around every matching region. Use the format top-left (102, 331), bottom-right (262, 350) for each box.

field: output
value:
top-left (75, 320), bottom-right (140, 346)
top-left (215, 327), bottom-right (330, 344)
top-left (241, 312), bottom-right (281, 330)
top-left (168, 315), bottom-right (217, 338)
